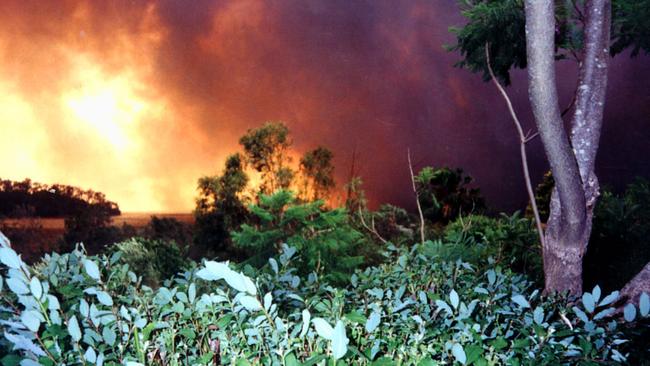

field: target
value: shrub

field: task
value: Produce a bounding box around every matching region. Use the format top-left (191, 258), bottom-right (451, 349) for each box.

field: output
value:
top-left (108, 237), bottom-right (190, 287)
top-left (1, 230), bottom-right (649, 365)
top-left (231, 190), bottom-right (370, 283)
top-left (444, 213), bottom-right (543, 282)
top-left (415, 167), bottom-right (485, 225)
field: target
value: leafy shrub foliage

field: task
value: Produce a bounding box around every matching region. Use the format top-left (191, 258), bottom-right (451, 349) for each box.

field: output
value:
top-left (108, 237), bottom-right (190, 287)
top-left (232, 190), bottom-right (368, 283)
top-left (1, 230), bottom-right (649, 365)
top-left (415, 167), bottom-right (485, 225)
top-left (444, 213), bottom-right (542, 281)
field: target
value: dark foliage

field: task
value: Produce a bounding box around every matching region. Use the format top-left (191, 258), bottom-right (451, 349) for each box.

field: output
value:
top-left (415, 167), bottom-right (485, 225)
top-left (0, 178), bottom-right (120, 218)
top-left (584, 178), bottom-right (650, 294)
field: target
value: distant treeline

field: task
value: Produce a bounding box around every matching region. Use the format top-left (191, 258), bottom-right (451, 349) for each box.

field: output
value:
top-left (0, 178), bottom-right (120, 218)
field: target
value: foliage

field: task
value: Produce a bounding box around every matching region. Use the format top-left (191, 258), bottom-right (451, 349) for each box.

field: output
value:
top-left (611, 0), bottom-right (650, 57)
top-left (449, 0), bottom-right (650, 84)
top-left (108, 237), bottom-right (190, 287)
top-left (231, 190), bottom-right (368, 283)
top-left (584, 178), bottom-right (650, 294)
top-left (447, 0), bottom-right (527, 85)
top-left (239, 122), bottom-right (293, 194)
top-left (415, 167), bottom-right (485, 225)
top-left (143, 216), bottom-right (193, 249)
top-left (0, 178), bottom-right (120, 218)
top-left (444, 213), bottom-right (543, 282)
top-left (195, 153), bottom-right (250, 255)
top-left (299, 146), bottom-right (336, 201)
top-left (1, 230), bottom-right (649, 365)
top-left (371, 204), bottom-right (415, 245)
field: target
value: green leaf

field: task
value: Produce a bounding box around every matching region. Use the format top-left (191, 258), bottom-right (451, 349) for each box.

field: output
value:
top-left (332, 320), bottom-right (349, 360)
top-left (300, 309), bottom-right (311, 338)
top-left (67, 316), bottom-right (82, 342)
top-left (344, 310), bottom-right (366, 324)
top-left (84, 347), bottom-right (96, 363)
top-left (639, 292), bottom-right (649, 317)
top-left (582, 292), bottom-right (595, 313)
top-left (239, 295), bottom-right (262, 311)
top-left (511, 295), bottom-right (530, 309)
top-left (452, 343), bottom-right (467, 365)
top-left (29, 277), bottom-right (42, 300)
top-left (7, 277), bottom-right (29, 295)
top-left (312, 318), bottom-right (334, 339)
top-left (599, 291), bottom-right (619, 307)
top-left (97, 291), bottom-right (113, 306)
top-left (83, 260), bottom-right (101, 281)
top-left (366, 311), bottom-right (381, 333)
top-left (624, 303), bottom-right (636, 322)
top-left (0, 247), bottom-right (21, 269)
top-left (533, 307), bottom-right (544, 325)
top-left (263, 292), bottom-right (272, 311)
top-left (46, 295), bottom-right (60, 310)
top-left (450, 289), bottom-right (460, 309)
top-left (188, 283), bottom-right (196, 304)
top-left (21, 310), bottom-right (41, 332)
top-left (102, 326), bottom-right (116, 346)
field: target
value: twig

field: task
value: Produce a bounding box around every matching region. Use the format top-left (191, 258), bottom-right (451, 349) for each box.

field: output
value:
top-left (358, 207), bottom-right (388, 245)
top-left (407, 149), bottom-right (426, 245)
top-left (485, 43), bottom-right (546, 249)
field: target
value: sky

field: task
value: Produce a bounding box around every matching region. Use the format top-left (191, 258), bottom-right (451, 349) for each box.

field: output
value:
top-left (0, 0), bottom-right (648, 213)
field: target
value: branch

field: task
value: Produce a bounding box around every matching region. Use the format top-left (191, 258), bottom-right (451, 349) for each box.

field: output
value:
top-left (524, 0), bottom-right (587, 240)
top-left (620, 262), bottom-right (650, 306)
top-left (570, 0), bottom-right (610, 184)
top-left (485, 44), bottom-right (545, 249)
top-left (407, 149), bottom-right (426, 245)
top-left (357, 207), bottom-right (388, 245)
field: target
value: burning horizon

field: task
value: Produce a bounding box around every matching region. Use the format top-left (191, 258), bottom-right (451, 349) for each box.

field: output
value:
top-left (1, 1), bottom-right (649, 213)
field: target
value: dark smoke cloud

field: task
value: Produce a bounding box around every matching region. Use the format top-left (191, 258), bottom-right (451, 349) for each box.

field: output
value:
top-left (0, 0), bottom-right (648, 212)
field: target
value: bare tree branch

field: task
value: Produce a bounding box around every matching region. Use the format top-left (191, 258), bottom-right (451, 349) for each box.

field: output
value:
top-left (357, 207), bottom-right (388, 245)
top-left (485, 44), bottom-right (545, 249)
top-left (407, 149), bottom-right (426, 245)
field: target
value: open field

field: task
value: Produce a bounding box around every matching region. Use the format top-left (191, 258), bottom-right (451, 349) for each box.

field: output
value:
top-left (0, 212), bottom-right (194, 230)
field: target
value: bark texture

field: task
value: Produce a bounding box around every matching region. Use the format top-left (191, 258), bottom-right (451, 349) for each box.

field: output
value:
top-left (620, 262), bottom-right (650, 304)
top-left (524, 0), bottom-right (615, 294)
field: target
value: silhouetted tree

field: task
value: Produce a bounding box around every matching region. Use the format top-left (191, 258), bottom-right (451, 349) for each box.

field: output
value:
top-left (239, 122), bottom-right (293, 194)
top-left (195, 153), bottom-right (250, 254)
top-left (299, 146), bottom-right (335, 201)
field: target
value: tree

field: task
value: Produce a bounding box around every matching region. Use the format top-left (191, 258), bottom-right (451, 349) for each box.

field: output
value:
top-left (299, 146), bottom-right (336, 201)
top-left (195, 153), bottom-right (250, 253)
top-left (239, 122), bottom-right (293, 194)
top-left (451, 0), bottom-right (650, 299)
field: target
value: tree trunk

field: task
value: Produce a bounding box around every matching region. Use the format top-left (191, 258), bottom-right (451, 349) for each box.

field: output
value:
top-left (524, 0), bottom-right (590, 294)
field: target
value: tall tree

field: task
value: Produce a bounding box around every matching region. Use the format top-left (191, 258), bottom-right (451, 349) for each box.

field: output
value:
top-left (451, 0), bottom-right (650, 298)
top-left (239, 122), bottom-right (293, 194)
top-left (299, 146), bottom-right (336, 201)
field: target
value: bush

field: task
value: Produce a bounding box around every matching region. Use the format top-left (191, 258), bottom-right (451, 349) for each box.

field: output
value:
top-left (415, 167), bottom-right (485, 225)
top-left (1, 230), bottom-right (649, 365)
top-left (108, 237), bottom-right (190, 287)
top-left (444, 213), bottom-right (543, 282)
top-left (231, 190), bottom-right (371, 283)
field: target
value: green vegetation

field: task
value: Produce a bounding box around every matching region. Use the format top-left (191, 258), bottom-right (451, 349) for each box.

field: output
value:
top-left (415, 167), bottom-right (485, 225)
top-left (232, 190), bottom-right (368, 284)
top-left (1, 232), bottom-right (649, 365)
